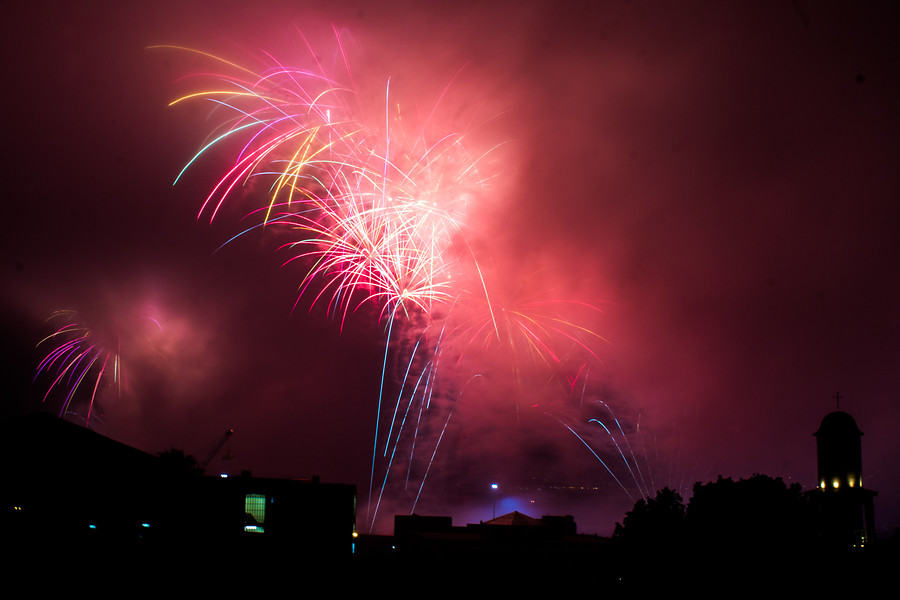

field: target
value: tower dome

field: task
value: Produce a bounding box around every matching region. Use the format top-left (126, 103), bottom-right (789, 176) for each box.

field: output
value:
top-left (811, 407), bottom-right (876, 550)
top-left (814, 411), bottom-right (863, 491)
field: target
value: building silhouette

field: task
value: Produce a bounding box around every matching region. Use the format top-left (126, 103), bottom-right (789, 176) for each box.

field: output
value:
top-left (3, 413), bottom-right (356, 566)
top-left (811, 409), bottom-right (877, 549)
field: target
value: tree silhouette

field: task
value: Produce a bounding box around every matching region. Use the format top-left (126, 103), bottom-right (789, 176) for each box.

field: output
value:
top-left (157, 447), bottom-right (203, 477)
top-left (613, 486), bottom-right (686, 547)
top-left (616, 475), bottom-right (815, 551)
top-left (686, 474), bottom-right (814, 551)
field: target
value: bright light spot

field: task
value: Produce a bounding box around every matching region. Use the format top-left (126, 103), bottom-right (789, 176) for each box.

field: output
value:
top-left (491, 483), bottom-right (498, 490)
top-left (219, 473), bottom-right (228, 478)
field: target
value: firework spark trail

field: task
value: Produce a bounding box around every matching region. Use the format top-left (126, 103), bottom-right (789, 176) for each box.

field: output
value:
top-left (370, 317), bottom-right (443, 523)
top-left (369, 393), bottom-right (413, 528)
top-left (411, 411), bottom-right (453, 514)
top-left (364, 297), bottom-right (610, 524)
top-left (164, 42), bottom-right (491, 525)
top-left (445, 294), bottom-right (608, 401)
top-left (164, 37), bottom-right (616, 529)
top-left (35, 311), bottom-right (119, 425)
top-left (384, 337), bottom-right (423, 457)
top-left (163, 42), bottom-right (483, 326)
top-left (358, 290), bottom-right (611, 529)
top-left (369, 307), bottom-right (396, 522)
top-left (636, 411), bottom-right (658, 494)
top-left (596, 400), bottom-right (652, 500)
top-left (406, 378), bottom-right (430, 486)
top-left (35, 310), bottom-right (167, 426)
top-left (399, 361), bottom-right (436, 479)
top-left (588, 418), bottom-right (649, 501)
top-left (552, 415), bottom-right (635, 504)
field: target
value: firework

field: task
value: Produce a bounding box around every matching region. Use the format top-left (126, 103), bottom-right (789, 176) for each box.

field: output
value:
top-left (35, 309), bottom-right (164, 426)
top-left (160, 41), bottom-right (488, 324)
top-left (35, 310), bottom-right (121, 425)
top-left (162, 35), bottom-right (615, 531)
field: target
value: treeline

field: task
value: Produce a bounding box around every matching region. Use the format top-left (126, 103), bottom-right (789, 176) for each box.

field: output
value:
top-left (610, 474), bottom-right (890, 591)
top-left (613, 474), bottom-right (814, 550)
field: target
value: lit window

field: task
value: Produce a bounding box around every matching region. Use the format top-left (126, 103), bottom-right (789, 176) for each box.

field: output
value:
top-left (244, 494), bottom-right (266, 533)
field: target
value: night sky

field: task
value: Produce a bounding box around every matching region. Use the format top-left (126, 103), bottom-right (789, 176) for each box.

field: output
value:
top-left (3, 1), bottom-right (899, 536)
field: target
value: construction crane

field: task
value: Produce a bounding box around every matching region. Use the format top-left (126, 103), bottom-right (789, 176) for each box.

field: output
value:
top-left (199, 427), bottom-right (234, 472)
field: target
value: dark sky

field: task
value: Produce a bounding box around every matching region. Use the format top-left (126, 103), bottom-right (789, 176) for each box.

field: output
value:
top-left (3, 1), bottom-right (899, 535)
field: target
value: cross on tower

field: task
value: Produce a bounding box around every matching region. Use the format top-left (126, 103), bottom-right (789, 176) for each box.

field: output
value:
top-left (834, 392), bottom-right (842, 410)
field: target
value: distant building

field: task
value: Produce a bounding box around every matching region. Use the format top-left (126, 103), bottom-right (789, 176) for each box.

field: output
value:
top-left (392, 510), bottom-right (603, 564)
top-left (3, 413), bottom-right (356, 562)
top-left (811, 410), bottom-right (877, 549)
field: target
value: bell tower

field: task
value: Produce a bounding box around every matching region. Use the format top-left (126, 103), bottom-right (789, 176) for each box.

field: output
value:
top-left (812, 397), bottom-right (876, 550)
top-left (815, 410), bottom-right (863, 492)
